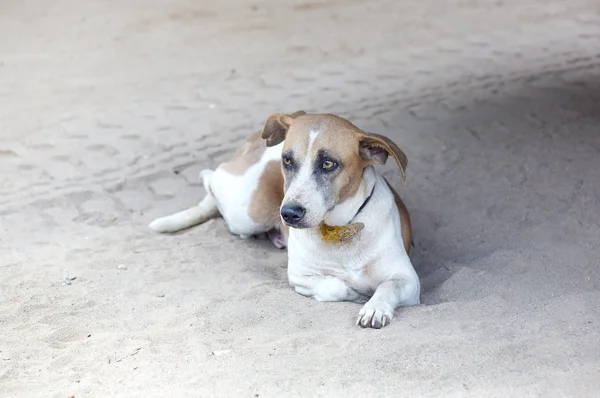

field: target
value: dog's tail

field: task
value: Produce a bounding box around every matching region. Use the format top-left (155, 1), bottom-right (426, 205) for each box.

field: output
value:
top-left (148, 169), bottom-right (220, 233)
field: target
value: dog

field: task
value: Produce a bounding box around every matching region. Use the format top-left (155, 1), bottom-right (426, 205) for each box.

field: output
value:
top-left (149, 112), bottom-right (420, 328)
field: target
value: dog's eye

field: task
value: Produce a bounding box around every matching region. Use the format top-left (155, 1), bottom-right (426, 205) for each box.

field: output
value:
top-left (282, 156), bottom-right (293, 167)
top-left (322, 160), bottom-right (337, 170)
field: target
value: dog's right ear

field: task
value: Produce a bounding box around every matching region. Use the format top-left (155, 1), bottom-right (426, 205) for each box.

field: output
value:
top-left (261, 111), bottom-right (306, 147)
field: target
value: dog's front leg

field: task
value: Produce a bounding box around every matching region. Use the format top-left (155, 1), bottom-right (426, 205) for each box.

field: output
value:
top-left (356, 275), bottom-right (420, 329)
top-left (290, 274), bottom-right (367, 302)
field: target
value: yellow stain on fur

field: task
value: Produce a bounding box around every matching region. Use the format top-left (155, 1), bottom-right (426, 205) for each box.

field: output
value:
top-left (320, 222), bottom-right (364, 243)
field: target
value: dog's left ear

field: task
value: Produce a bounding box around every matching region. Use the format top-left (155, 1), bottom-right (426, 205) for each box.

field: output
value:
top-left (359, 132), bottom-right (408, 184)
top-left (261, 111), bottom-right (306, 147)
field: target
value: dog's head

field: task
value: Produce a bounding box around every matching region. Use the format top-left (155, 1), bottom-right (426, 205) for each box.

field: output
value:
top-left (261, 112), bottom-right (408, 229)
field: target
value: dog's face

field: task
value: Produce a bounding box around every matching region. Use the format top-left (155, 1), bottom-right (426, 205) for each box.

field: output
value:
top-left (262, 112), bottom-right (408, 229)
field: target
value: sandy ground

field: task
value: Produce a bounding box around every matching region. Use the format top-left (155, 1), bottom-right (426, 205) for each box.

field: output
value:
top-left (1, 0), bottom-right (600, 396)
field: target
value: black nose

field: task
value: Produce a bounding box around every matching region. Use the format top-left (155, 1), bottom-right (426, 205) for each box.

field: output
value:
top-left (280, 204), bottom-right (306, 225)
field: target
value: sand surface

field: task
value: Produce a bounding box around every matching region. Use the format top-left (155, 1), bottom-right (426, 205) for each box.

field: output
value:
top-left (1, 1), bottom-right (600, 396)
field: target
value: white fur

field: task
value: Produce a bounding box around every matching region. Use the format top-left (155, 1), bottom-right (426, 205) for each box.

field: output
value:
top-left (286, 166), bottom-right (420, 328)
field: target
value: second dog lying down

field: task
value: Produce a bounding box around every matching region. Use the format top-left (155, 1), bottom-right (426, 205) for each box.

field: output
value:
top-left (149, 112), bottom-right (420, 328)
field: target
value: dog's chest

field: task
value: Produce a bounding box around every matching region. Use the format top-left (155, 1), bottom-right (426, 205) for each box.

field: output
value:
top-left (288, 228), bottom-right (379, 284)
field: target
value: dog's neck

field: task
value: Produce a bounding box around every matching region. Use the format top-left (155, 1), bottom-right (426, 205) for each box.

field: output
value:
top-left (323, 166), bottom-right (377, 227)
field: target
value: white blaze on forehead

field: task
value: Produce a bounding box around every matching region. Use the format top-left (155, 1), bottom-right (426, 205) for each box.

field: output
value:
top-left (299, 129), bottom-right (320, 179)
top-left (286, 129), bottom-right (320, 203)
top-left (307, 129), bottom-right (320, 152)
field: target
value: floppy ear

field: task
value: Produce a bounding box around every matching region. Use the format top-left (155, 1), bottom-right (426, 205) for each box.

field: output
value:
top-left (261, 111), bottom-right (306, 147)
top-left (359, 132), bottom-right (408, 184)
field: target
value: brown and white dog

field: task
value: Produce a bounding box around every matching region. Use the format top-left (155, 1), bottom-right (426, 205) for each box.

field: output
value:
top-left (149, 112), bottom-right (420, 328)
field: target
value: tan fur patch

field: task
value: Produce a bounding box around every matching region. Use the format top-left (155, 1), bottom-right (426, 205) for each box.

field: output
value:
top-left (384, 179), bottom-right (412, 254)
top-left (248, 160), bottom-right (285, 228)
top-left (336, 160), bottom-right (364, 203)
top-left (220, 130), bottom-right (265, 175)
top-left (314, 129), bottom-right (365, 203)
top-left (283, 115), bottom-right (366, 202)
top-left (280, 123), bottom-right (310, 158)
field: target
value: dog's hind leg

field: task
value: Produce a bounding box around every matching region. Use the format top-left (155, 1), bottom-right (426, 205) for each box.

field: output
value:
top-left (148, 169), bottom-right (220, 233)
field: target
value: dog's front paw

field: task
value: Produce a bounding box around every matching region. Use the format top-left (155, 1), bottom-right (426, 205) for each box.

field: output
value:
top-left (356, 300), bottom-right (394, 329)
